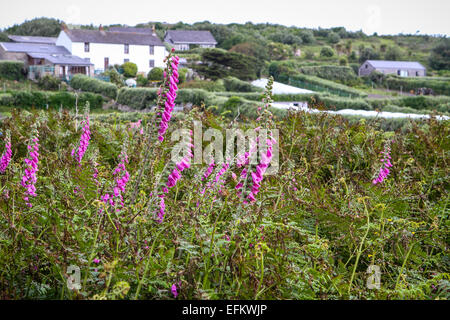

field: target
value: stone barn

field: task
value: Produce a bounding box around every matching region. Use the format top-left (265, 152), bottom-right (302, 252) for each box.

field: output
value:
top-left (359, 60), bottom-right (426, 77)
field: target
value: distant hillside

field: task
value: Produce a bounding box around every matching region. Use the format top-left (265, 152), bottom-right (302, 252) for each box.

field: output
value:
top-left (1, 18), bottom-right (448, 74)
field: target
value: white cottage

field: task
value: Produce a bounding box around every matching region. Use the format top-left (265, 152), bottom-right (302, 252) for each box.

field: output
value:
top-left (56, 26), bottom-right (167, 75)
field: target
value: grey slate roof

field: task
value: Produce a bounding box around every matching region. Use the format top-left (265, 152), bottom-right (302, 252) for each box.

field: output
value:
top-left (165, 30), bottom-right (217, 44)
top-left (28, 52), bottom-right (92, 65)
top-left (0, 42), bottom-right (70, 54)
top-left (8, 35), bottom-right (57, 45)
top-left (64, 29), bottom-right (164, 46)
top-left (108, 27), bottom-right (153, 34)
top-left (366, 60), bottom-right (426, 70)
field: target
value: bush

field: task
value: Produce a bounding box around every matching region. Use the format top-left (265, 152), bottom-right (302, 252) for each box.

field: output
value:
top-left (70, 75), bottom-right (118, 99)
top-left (0, 93), bottom-right (14, 106)
top-left (147, 67), bottom-right (164, 81)
top-left (178, 68), bottom-right (188, 84)
top-left (320, 46), bottom-right (335, 58)
top-left (104, 69), bottom-right (124, 87)
top-left (37, 75), bottom-right (62, 91)
top-left (122, 62), bottom-right (138, 78)
top-left (0, 61), bottom-right (26, 81)
top-left (339, 57), bottom-right (348, 66)
top-left (136, 74), bottom-right (148, 87)
top-left (327, 32), bottom-right (340, 44)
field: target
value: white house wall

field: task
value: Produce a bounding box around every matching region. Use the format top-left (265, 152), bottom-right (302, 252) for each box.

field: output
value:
top-left (71, 42), bottom-right (166, 74)
top-left (55, 31), bottom-right (72, 53)
top-left (56, 31), bottom-right (167, 75)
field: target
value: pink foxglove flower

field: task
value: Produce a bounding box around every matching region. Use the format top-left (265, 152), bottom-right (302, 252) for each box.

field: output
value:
top-left (157, 49), bottom-right (180, 142)
top-left (21, 133), bottom-right (39, 208)
top-left (372, 142), bottom-right (393, 185)
top-left (0, 130), bottom-right (12, 173)
top-left (171, 283), bottom-right (178, 298)
top-left (100, 147), bottom-right (130, 212)
top-left (72, 115), bottom-right (90, 165)
top-left (159, 131), bottom-right (193, 223)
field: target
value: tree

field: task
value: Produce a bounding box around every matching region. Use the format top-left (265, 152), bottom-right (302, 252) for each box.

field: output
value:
top-left (385, 46), bottom-right (402, 60)
top-left (122, 62), bottom-right (138, 78)
top-left (359, 47), bottom-right (380, 63)
top-left (429, 39), bottom-right (450, 70)
top-left (229, 42), bottom-right (269, 62)
top-left (267, 42), bottom-right (293, 60)
top-left (327, 31), bottom-right (341, 44)
top-left (147, 67), bottom-right (163, 81)
top-left (320, 46), bottom-right (335, 58)
top-left (191, 48), bottom-right (262, 81)
top-left (269, 31), bottom-right (302, 45)
top-left (299, 30), bottom-right (315, 44)
top-left (5, 17), bottom-right (62, 37)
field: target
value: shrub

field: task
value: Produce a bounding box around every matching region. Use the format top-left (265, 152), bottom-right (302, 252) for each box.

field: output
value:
top-left (104, 68), bottom-right (124, 87)
top-left (339, 57), bottom-right (348, 66)
top-left (320, 46), bottom-right (335, 58)
top-left (327, 32), bottom-right (341, 44)
top-left (136, 74), bottom-right (148, 87)
top-left (37, 75), bottom-right (62, 91)
top-left (147, 67), bottom-right (164, 81)
top-left (178, 68), bottom-right (188, 84)
top-left (70, 74), bottom-right (118, 99)
top-left (0, 93), bottom-right (14, 106)
top-left (0, 61), bottom-right (26, 81)
top-left (122, 62), bottom-right (138, 78)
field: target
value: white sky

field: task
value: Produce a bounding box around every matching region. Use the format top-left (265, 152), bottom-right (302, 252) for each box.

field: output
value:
top-left (0, 0), bottom-right (449, 35)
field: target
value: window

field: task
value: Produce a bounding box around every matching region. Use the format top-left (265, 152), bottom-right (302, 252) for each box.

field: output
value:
top-left (416, 71), bottom-right (419, 76)
top-left (397, 70), bottom-right (400, 76)
top-left (149, 59), bottom-right (155, 68)
top-left (84, 42), bottom-right (90, 52)
top-left (149, 45), bottom-right (154, 55)
top-left (124, 59), bottom-right (129, 63)
top-left (124, 44), bottom-right (129, 54)
top-left (365, 64), bottom-right (368, 69)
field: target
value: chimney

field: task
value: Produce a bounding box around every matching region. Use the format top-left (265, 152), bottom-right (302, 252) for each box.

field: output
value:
top-left (61, 22), bottom-right (68, 31)
top-left (99, 24), bottom-right (104, 31)
top-left (152, 24), bottom-right (156, 36)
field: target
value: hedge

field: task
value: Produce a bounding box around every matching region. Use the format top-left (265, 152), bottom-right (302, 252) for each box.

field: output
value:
top-left (70, 74), bottom-right (118, 99)
top-left (117, 88), bottom-right (214, 110)
top-left (275, 73), bottom-right (367, 98)
top-left (0, 61), bottom-right (26, 81)
top-left (223, 77), bottom-right (263, 92)
top-left (1, 90), bottom-right (103, 109)
top-left (368, 95), bottom-right (450, 113)
top-left (383, 75), bottom-right (450, 96)
top-left (296, 65), bottom-right (358, 83)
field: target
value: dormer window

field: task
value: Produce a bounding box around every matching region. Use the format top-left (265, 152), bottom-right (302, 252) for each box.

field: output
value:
top-left (84, 42), bottom-right (90, 52)
top-left (124, 44), bottom-right (129, 54)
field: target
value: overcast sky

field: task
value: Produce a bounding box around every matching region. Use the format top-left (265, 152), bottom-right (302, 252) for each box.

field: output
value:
top-left (0, 0), bottom-right (449, 35)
